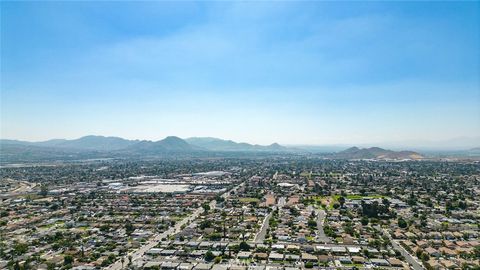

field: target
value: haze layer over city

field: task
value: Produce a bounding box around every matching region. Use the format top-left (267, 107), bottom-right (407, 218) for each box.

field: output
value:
top-left (0, 1), bottom-right (479, 270)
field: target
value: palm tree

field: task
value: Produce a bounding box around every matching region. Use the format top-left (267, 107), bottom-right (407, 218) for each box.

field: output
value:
top-left (221, 211), bottom-right (227, 238)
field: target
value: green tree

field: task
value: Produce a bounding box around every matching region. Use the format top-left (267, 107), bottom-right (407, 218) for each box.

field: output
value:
top-left (338, 196), bottom-right (346, 208)
top-left (361, 217), bottom-right (369, 226)
top-left (205, 251), bottom-right (215, 261)
top-left (64, 255), bottom-right (74, 266)
top-left (239, 241), bottom-right (250, 251)
top-left (13, 243), bottom-right (28, 256)
top-left (421, 253), bottom-right (430, 261)
top-left (202, 203), bottom-right (211, 213)
top-left (125, 221), bottom-right (134, 235)
top-left (47, 262), bottom-right (56, 270)
top-left (398, 218), bottom-right (408, 228)
top-left (39, 184), bottom-right (49, 197)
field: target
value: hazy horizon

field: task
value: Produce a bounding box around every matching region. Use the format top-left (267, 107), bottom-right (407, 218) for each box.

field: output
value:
top-left (1, 1), bottom-right (479, 145)
top-left (1, 134), bottom-right (479, 151)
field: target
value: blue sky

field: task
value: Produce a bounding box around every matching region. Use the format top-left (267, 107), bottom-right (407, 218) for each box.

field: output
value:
top-left (1, 1), bottom-right (479, 145)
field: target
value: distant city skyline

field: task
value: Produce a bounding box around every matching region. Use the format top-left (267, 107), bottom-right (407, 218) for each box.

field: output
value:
top-left (1, 1), bottom-right (479, 145)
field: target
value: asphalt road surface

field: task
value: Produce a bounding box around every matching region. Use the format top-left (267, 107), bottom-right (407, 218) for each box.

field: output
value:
top-left (254, 211), bottom-right (272, 243)
top-left (315, 208), bottom-right (332, 243)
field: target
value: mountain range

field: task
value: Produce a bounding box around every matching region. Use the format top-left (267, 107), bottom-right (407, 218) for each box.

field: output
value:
top-left (0, 135), bottom-right (288, 155)
top-left (0, 135), bottom-right (441, 162)
top-left (185, 137), bottom-right (286, 152)
top-left (333, 146), bottom-right (424, 160)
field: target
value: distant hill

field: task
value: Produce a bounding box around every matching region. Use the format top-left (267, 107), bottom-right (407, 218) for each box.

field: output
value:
top-left (32, 139), bottom-right (69, 147)
top-left (126, 136), bottom-right (203, 153)
top-left (0, 143), bottom-right (108, 162)
top-left (185, 137), bottom-right (288, 152)
top-left (48, 135), bottom-right (137, 151)
top-left (333, 146), bottom-right (424, 160)
top-left (0, 136), bottom-right (136, 151)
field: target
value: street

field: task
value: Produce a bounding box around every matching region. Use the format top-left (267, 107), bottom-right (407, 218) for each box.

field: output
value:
top-left (315, 208), bottom-right (331, 243)
top-left (254, 211), bottom-right (272, 243)
top-left (107, 182), bottom-right (244, 270)
top-left (381, 228), bottom-right (425, 270)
